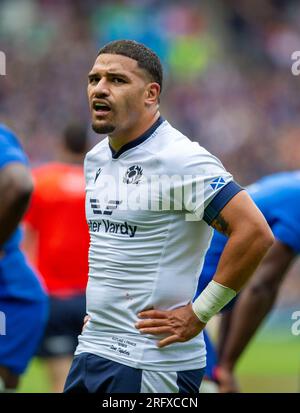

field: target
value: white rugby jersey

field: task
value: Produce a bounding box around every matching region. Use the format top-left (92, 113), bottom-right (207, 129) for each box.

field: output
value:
top-left (76, 117), bottom-right (241, 371)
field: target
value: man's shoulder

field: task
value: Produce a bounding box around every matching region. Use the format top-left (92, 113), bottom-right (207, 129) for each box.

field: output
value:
top-left (0, 124), bottom-right (22, 150)
top-left (147, 121), bottom-right (210, 160)
top-left (86, 137), bottom-right (109, 163)
top-left (250, 172), bottom-right (300, 199)
top-left (148, 122), bottom-right (221, 173)
top-left (0, 125), bottom-right (28, 169)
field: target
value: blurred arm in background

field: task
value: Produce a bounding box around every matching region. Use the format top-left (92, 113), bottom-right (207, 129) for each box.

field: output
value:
top-left (0, 163), bottom-right (33, 251)
top-left (217, 239), bottom-right (296, 392)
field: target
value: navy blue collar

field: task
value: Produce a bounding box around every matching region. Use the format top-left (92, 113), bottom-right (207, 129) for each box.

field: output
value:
top-left (109, 116), bottom-right (164, 159)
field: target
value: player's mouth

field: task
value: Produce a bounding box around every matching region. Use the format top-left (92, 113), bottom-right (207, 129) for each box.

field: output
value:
top-left (92, 101), bottom-right (112, 116)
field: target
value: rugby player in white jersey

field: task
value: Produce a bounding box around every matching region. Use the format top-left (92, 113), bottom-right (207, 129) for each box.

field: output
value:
top-left (64, 40), bottom-right (274, 393)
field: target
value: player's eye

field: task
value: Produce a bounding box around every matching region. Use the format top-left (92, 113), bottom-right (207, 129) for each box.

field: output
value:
top-left (89, 76), bottom-right (100, 84)
top-left (112, 77), bottom-right (125, 84)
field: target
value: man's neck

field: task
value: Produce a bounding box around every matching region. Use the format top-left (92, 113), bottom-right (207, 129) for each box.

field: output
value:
top-left (108, 112), bottom-right (160, 152)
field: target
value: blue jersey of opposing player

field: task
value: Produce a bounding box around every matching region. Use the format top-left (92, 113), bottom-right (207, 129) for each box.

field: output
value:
top-left (196, 171), bottom-right (300, 297)
top-left (0, 125), bottom-right (46, 301)
top-left (0, 125), bottom-right (47, 377)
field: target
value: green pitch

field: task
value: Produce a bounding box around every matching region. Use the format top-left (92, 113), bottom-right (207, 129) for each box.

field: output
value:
top-left (237, 333), bottom-right (299, 392)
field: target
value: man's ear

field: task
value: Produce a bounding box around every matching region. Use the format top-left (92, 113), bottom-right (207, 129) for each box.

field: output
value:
top-left (145, 83), bottom-right (160, 106)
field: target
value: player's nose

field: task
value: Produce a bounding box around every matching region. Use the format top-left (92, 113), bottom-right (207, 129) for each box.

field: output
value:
top-left (93, 77), bottom-right (110, 97)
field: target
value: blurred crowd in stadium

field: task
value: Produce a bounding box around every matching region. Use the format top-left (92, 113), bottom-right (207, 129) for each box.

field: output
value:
top-left (1, 0), bottom-right (300, 308)
top-left (1, 0), bottom-right (300, 183)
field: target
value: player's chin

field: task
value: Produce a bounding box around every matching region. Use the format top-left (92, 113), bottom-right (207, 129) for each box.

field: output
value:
top-left (92, 120), bottom-right (115, 135)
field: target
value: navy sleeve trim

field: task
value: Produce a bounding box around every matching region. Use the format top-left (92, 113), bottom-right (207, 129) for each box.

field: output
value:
top-left (203, 181), bottom-right (244, 225)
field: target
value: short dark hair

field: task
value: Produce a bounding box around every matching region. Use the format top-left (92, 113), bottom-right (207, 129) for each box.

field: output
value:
top-left (63, 123), bottom-right (89, 154)
top-left (97, 40), bottom-right (163, 92)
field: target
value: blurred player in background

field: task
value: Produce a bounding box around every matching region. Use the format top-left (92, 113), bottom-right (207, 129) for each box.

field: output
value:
top-left (0, 125), bottom-right (48, 392)
top-left (196, 171), bottom-right (300, 392)
top-left (23, 123), bottom-right (90, 393)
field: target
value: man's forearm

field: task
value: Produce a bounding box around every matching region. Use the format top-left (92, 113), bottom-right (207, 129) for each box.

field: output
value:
top-left (0, 164), bottom-right (33, 248)
top-left (0, 189), bottom-right (32, 247)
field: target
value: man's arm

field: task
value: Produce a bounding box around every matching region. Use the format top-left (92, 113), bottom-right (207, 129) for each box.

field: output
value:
top-left (136, 190), bottom-right (274, 347)
top-left (216, 239), bottom-right (295, 392)
top-left (0, 163), bottom-right (33, 249)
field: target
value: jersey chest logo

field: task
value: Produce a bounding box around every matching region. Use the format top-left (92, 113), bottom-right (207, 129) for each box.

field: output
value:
top-left (123, 165), bottom-right (143, 185)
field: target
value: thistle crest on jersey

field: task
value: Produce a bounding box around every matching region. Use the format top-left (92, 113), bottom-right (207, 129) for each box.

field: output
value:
top-left (123, 165), bottom-right (143, 185)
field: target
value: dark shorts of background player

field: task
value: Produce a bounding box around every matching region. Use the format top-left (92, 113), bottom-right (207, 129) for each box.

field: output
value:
top-left (0, 296), bottom-right (48, 375)
top-left (64, 353), bottom-right (205, 393)
top-left (36, 293), bottom-right (86, 358)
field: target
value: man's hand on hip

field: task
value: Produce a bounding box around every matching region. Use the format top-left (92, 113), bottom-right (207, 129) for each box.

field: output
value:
top-left (82, 314), bottom-right (91, 333)
top-left (135, 303), bottom-right (206, 348)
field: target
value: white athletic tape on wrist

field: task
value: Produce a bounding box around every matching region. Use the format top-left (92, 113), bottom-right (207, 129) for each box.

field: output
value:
top-left (192, 280), bottom-right (237, 324)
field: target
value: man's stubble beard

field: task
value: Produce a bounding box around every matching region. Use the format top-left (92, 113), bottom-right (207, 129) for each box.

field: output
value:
top-left (91, 122), bottom-right (116, 135)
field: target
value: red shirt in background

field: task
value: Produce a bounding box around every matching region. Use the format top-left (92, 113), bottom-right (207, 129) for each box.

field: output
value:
top-left (24, 163), bottom-right (89, 297)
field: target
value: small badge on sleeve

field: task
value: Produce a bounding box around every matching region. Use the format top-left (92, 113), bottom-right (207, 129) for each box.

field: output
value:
top-left (210, 177), bottom-right (225, 190)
